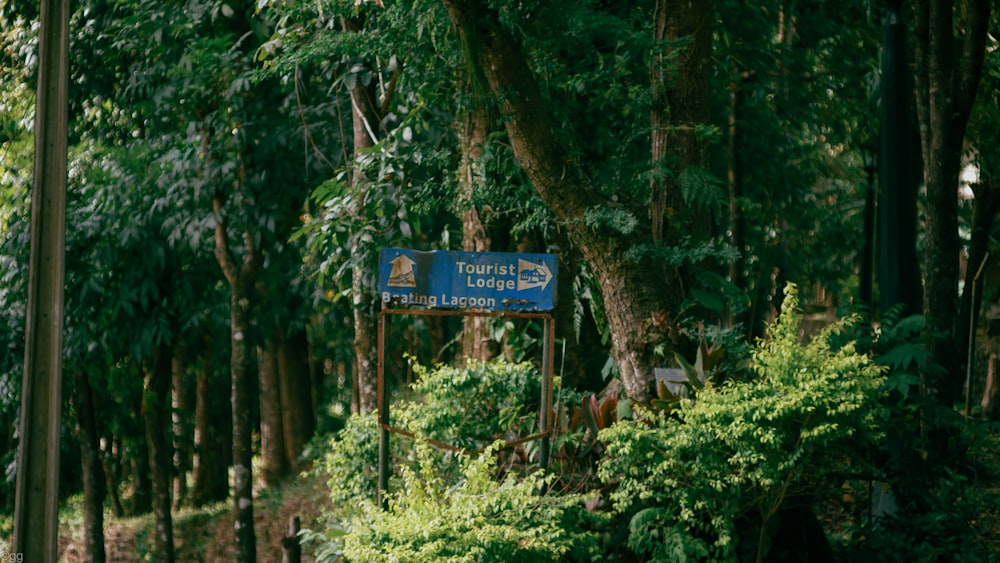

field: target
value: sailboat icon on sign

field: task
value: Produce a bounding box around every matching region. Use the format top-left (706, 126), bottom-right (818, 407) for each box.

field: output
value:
top-left (387, 255), bottom-right (417, 287)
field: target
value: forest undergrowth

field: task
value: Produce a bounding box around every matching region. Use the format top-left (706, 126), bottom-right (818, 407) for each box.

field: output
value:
top-left (821, 425), bottom-right (1000, 562)
top-left (968, 432), bottom-right (1000, 558)
top-left (51, 427), bottom-right (1000, 562)
top-left (56, 469), bottom-right (330, 562)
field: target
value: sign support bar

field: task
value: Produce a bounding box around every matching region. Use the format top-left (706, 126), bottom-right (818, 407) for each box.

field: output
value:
top-left (377, 310), bottom-right (391, 510)
top-left (539, 316), bottom-right (553, 471)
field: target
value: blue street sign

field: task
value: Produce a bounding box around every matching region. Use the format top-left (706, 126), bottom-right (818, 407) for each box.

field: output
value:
top-left (378, 248), bottom-right (558, 311)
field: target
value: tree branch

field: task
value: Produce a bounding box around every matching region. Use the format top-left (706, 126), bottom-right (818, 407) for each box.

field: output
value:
top-left (213, 194), bottom-right (239, 286)
top-left (955, 0), bottom-right (990, 120)
top-left (378, 55), bottom-right (404, 118)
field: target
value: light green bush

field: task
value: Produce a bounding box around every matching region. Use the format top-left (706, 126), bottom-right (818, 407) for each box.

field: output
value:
top-left (341, 443), bottom-right (601, 562)
top-left (312, 411), bottom-right (383, 518)
top-left (397, 357), bottom-right (542, 452)
top-left (598, 283), bottom-right (886, 562)
top-left (303, 358), bottom-right (603, 561)
top-left (310, 358), bottom-right (541, 518)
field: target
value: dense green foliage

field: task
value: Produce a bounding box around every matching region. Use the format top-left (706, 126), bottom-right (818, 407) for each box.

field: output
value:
top-left (598, 285), bottom-right (885, 561)
top-left (315, 361), bottom-right (530, 490)
top-left (398, 359), bottom-right (542, 450)
top-left (307, 359), bottom-right (540, 519)
top-left (303, 359), bottom-right (599, 561)
top-left (340, 444), bottom-right (600, 563)
top-left (301, 298), bottom-right (996, 562)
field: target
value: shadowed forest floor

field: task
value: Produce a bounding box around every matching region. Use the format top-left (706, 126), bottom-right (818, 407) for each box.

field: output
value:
top-left (57, 472), bottom-right (329, 562)
top-left (957, 432), bottom-right (1000, 559)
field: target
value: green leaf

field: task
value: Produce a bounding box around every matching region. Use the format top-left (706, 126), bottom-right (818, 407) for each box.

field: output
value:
top-left (629, 507), bottom-right (664, 534)
top-left (691, 288), bottom-right (724, 312)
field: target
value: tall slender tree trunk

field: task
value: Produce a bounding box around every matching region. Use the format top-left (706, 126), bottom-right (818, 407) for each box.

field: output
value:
top-left (214, 191), bottom-right (263, 563)
top-left (727, 71), bottom-right (749, 332)
top-left (879, 2), bottom-right (922, 320)
top-left (171, 343), bottom-right (191, 510)
top-left (912, 0), bottom-right (990, 416)
top-left (343, 16), bottom-right (383, 414)
top-left (230, 276), bottom-right (257, 563)
top-left (74, 368), bottom-right (107, 563)
top-left (130, 399), bottom-right (153, 515)
top-left (101, 434), bottom-right (125, 517)
top-left (351, 261), bottom-right (378, 414)
top-left (277, 327), bottom-right (315, 472)
top-left (259, 334), bottom-right (290, 487)
top-left (191, 342), bottom-right (229, 506)
top-left (143, 345), bottom-right (175, 563)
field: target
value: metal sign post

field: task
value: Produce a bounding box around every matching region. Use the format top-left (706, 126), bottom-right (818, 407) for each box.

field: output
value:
top-left (375, 249), bottom-right (558, 508)
top-left (377, 311), bottom-right (391, 509)
top-left (14, 0), bottom-right (70, 558)
top-left (539, 315), bottom-right (553, 471)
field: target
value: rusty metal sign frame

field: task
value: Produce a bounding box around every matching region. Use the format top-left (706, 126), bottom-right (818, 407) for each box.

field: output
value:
top-left (377, 307), bottom-right (555, 508)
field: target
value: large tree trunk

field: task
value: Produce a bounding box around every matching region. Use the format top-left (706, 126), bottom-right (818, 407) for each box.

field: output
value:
top-left (191, 343), bottom-right (229, 506)
top-left (214, 192), bottom-right (262, 563)
top-left (650, 0), bottom-right (714, 245)
top-left (143, 346), bottom-right (175, 563)
top-left (912, 0), bottom-right (990, 416)
top-left (259, 335), bottom-right (290, 487)
top-left (906, 0), bottom-right (991, 468)
top-left (440, 0), bottom-right (712, 402)
top-left (74, 368), bottom-right (107, 563)
top-left (277, 326), bottom-right (315, 472)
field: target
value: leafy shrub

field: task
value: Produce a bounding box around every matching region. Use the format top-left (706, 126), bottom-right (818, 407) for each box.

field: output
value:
top-left (310, 411), bottom-right (383, 520)
top-left (340, 442), bottom-right (603, 562)
top-left (304, 358), bottom-right (561, 559)
top-left (397, 357), bottom-right (542, 452)
top-left (597, 283), bottom-right (886, 562)
top-left (312, 358), bottom-right (541, 510)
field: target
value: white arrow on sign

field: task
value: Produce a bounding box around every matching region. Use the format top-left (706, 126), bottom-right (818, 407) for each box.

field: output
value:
top-left (517, 259), bottom-right (552, 291)
top-left (387, 255), bottom-right (417, 287)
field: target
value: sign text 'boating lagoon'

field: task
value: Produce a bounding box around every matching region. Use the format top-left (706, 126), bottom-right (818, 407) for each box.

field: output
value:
top-left (378, 249), bottom-right (558, 312)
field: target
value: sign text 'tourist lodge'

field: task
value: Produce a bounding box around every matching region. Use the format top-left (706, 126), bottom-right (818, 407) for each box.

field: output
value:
top-left (377, 248), bottom-right (558, 312)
